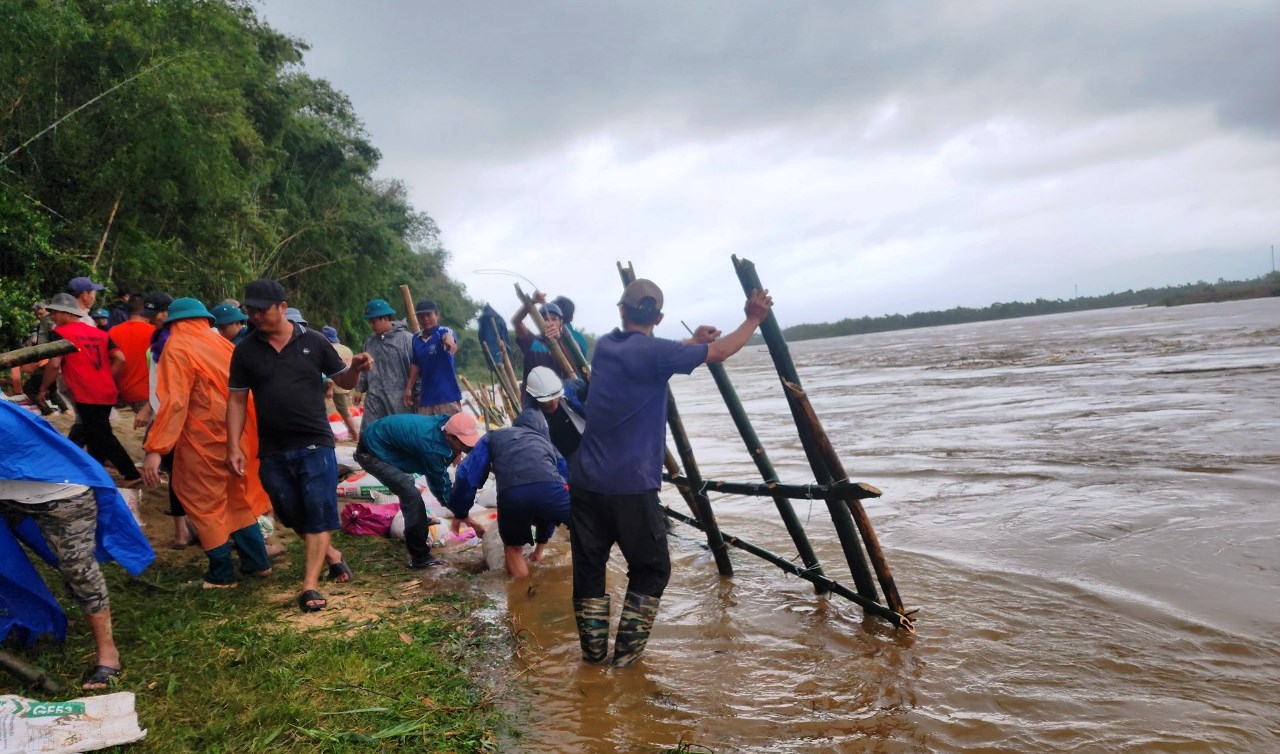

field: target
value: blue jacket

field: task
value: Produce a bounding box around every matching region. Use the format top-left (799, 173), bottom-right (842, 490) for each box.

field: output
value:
top-left (449, 408), bottom-right (567, 519)
top-left (0, 401), bottom-right (155, 644)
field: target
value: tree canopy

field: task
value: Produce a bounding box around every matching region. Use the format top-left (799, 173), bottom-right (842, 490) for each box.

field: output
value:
top-left (1, 0), bottom-right (476, 358)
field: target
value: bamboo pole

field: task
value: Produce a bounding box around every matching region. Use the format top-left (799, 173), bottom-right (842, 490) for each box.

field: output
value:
top-left (478, 309), bottom-right (522, 410)
top-left (90, 191), bottom-right (122, 273)
top-left (665, 475), bottom-right (880, 501)
top-left (0, 339), bottom-right (77, 370)
top-left (784, 380), bottom-right (905, 615)
top-left (617, 262), bottom-right (733, 575)
top-left (495, 338), bottom-right (523, 404)
top-left (459, 374), bottom-right (501, 426)
top-left (658, 506), bottom-right (913, 631)
top-left (560, 322), bottom-right (590, 380)
top-left (477, 323), bottom-right (521, 418)
top-left (513, 284), bottom-right (577, 379)
top-left (731, 254), bottom-right (882, 605)
top-left (665, 399), bottom-right (733, 575)
top-left (398, 284), bottom-right (421, 334)
top-left (682, 321), bottom-right (826, 589)
top-left (0, 649), bottom-right (63, 693)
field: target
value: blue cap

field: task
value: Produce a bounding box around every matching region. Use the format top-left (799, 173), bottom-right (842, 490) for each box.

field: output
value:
top-left (285, 307), bottom-right (307, 325)
top-left (91, 308), bottom-right (109, 319)
top-left (210, 302), bottom-right (248, 326)
top-left (69, 276), bottom-right (105, 293)
top-left (363, 298), bottom-right (396, 319)
top-left (539, 302), bottom-right (564, 320)
top-left (321, 326), bottom-right (339, 343)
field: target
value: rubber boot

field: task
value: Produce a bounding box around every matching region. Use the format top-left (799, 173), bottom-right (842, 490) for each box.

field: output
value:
top-left (611, 591), bottom-right (661, 669)
top-left (573, 596), bottom-right (611, 664)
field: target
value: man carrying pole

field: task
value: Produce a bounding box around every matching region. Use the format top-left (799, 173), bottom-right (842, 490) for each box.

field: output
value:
top-left (568, 278), bottom-right (771, 668)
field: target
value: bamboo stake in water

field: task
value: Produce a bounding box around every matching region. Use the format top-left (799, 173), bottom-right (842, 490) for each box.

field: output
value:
top-left (678, 321), bottom-right (826, 587)
top-left (731, 254), bottom-right (882, 606)
top-left (784, 380), bottom-right (906, 616)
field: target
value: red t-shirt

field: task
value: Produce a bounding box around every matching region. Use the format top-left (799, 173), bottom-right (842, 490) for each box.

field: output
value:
top-left (50, 322), bottom-right (119, 405)
top-left (108, 319), bottom-right (154, 403)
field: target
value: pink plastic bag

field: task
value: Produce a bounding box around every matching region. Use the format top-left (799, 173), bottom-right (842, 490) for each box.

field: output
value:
top-left (340, 501), bottom-right (400, 537)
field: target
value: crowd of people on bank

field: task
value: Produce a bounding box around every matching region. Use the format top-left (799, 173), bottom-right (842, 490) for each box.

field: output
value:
top-left (2, 272), bottom-right (771, 687)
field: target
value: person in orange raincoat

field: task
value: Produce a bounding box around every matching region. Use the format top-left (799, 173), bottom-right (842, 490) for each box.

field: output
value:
top-left (139, 298), bottom-right (272, 587)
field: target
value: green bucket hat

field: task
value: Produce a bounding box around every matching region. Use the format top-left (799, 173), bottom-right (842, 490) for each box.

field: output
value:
top-left (363, 298), bottom-right (396, 319)
top-left (165, 297), bottom-right (215, 326)
top-left (210, 302), bottom-right (248, 326)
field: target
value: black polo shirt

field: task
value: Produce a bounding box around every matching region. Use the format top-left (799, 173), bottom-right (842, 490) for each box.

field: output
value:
top-left (229, 323), bottom-right (347, 456)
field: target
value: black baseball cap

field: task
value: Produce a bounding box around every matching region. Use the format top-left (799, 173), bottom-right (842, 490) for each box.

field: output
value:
top-left (244, 278), bottom-right (286, 309)
top-left (142, 292), bottom-right (174, 318)
top-left (414, 299), bottom-right (439, 314)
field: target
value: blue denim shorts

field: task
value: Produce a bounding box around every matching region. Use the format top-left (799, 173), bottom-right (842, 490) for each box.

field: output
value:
top-left (497, 481), bottom-right (571, 547)
top-left (258, 445), bottom-right (340, 535)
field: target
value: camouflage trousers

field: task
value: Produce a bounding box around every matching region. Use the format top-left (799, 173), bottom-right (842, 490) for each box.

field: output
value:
top-left (0, 488), bottom-right (109, 614)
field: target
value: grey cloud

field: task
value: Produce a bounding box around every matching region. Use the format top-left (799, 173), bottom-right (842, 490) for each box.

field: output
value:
top-left (267, 0), bottom-right (1279, 168)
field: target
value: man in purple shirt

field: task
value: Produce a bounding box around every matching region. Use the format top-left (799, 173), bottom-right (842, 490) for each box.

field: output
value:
top-left (568, 278), bottom-right (772, 668)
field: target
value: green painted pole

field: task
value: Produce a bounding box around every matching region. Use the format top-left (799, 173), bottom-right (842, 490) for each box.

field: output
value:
top-left (731, 254), bottom-right (881, 604)
top-left (658, 506), bottom-right (912, 631)
top-left (686, 324), bottom-right (827, 589)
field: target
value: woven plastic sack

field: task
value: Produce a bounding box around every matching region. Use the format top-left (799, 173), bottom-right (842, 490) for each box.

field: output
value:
top-left (340, 502), bottom-right (399, 537)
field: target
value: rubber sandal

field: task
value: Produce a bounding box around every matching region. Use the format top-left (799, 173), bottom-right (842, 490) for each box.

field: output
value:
top-left (296, 589), bottom-right (327, 612)
top-left (326, 559), bottom-right (353, 583)
top-left (82, 665), bottom-right (123, 690)
top-left (408, 558), bottom-right (447, 570)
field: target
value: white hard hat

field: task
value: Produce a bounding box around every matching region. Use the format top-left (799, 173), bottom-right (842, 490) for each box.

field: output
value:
top-left (525, 366), bottom-right (564, 402)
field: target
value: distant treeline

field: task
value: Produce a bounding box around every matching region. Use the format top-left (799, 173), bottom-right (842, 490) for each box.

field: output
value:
top-left (769, 272), bottom-right (1280, 343)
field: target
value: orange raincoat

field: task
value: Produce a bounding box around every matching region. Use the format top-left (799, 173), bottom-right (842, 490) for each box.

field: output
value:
top-left (143, 319), bottom-right (270, 551)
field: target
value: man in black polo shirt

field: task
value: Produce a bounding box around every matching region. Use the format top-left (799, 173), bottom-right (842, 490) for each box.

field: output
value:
top-left (225, 279), bottom-right (374, 613)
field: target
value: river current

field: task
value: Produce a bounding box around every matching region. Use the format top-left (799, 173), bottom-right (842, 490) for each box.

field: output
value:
top-left (485, 297), bottom-right (1280, 753)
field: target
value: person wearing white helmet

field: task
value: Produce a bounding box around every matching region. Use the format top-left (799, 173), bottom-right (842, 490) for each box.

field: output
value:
top-left (524, 366), bottom-right (586, 461)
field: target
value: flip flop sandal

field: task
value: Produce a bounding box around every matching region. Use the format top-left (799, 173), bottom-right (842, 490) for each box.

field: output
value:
top-left (82, 665), bottom-right (123, 690)
top-left (326, 560), bottom-right (353, 583)
top-left (408, 558), bottom-right (447, 570)
top-left (296, 589), bottom-right (327, 612)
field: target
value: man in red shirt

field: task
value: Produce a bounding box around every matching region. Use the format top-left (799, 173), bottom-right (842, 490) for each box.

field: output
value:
top-left (37, 294), bottom-right (141, 484)
top-left (107, 296), bottom-right (154, 411)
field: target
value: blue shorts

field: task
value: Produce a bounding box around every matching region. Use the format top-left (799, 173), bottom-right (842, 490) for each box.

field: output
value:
top-left (258, 445), bottom-right (340, 535)
top-left (497, 481), bottom-right (571, 547)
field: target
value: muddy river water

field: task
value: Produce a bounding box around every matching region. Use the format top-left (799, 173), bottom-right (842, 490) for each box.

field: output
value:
top-left (483, 298), bottom-right (1280, 753)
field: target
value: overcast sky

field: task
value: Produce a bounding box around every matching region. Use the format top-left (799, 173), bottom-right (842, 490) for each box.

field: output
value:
top-left (258, 0), bottom-right (1279, 337)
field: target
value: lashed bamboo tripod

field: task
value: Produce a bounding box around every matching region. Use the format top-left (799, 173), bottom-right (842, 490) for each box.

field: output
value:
top-left (626, 256), bottom-right (913, 631)
top-left (480, 257), bottom-right (915, 630)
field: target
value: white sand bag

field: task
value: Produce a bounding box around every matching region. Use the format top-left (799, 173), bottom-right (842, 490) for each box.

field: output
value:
top-left (117, 487), bottom-right (143, 527)
top-left (481, 530), bottom-right (505, 571)
top-left (0, 692), bottom-right (146, 753)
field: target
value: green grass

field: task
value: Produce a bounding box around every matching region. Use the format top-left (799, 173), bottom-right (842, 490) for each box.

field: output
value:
top-left (7, 534), bottom-right (509, 752)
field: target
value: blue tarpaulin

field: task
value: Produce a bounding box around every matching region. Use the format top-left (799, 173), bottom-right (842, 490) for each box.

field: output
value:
top-left (0, 401), bottom-right (155, 645)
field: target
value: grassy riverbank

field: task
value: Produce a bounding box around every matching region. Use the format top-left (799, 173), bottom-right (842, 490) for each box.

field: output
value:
top-left (14, 530), bottom-right (509, 752)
